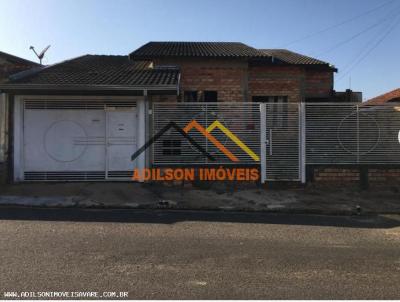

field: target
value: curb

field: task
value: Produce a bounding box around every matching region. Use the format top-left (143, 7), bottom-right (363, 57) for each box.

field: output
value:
top-left (0, 202), bottom-right (397, 216)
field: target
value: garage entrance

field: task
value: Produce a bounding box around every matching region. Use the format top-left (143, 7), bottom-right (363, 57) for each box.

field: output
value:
top-left (14, 97), bottom-right (145, 181)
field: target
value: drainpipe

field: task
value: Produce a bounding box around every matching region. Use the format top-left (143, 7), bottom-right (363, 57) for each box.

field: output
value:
top-left (177, 72), bottom-right (181, 97)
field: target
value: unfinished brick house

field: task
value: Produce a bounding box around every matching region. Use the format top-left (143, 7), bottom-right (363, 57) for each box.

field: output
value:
top-left (0, 51), bottom-right (39, 182)
top-left (129, 42), bottom-right (340, 103)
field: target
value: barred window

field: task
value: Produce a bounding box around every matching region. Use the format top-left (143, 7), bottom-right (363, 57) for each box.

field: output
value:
top-left (162, 140), bottom-right (181, 156)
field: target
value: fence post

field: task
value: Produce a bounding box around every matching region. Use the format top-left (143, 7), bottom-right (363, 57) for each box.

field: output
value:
top-left (260, 103), bottom-right (267, 183)
top-left (300, 102), bottom-right (306, 184)
top-left (146, 91), bottom-right (153, 171)
top-left (356, 104), bottom-right (360, 164)
top-left (136, 99), bottom-right (146, 176)
top-left (0, 93), bottom-right (5, 163)
top-left (359, 165), bottom-right (369, 190)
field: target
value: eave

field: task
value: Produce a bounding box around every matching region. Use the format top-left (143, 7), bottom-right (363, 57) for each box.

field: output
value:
top-left (0, 84), bottom-right (179, 95)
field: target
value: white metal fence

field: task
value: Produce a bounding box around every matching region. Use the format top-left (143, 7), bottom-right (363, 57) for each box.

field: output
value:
top-left (151, 102), bottom-right (400, 183)
top-left (152, 102), bottom-right (261, 165)
top-left (305, 103), bottom-right (400, 164)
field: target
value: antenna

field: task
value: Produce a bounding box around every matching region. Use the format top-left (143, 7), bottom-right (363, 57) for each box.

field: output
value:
top-left (29, 45), bottom-right (51, 65)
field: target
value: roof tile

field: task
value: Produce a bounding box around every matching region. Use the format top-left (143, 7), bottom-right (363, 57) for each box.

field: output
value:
top-left (10, 55), bottom-right (179, 87)
top-left (259, 49), bottom-right (332, 66)
top-left (0, 51), bottom-right (40, 66)
top-left (130, 42), bottom-right (267, 59)
top-left (364, 88), bottom-right (400, 105)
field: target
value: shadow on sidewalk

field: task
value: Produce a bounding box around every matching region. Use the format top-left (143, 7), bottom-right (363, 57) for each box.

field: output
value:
top-left (0, 206), bottom-right (399, 229)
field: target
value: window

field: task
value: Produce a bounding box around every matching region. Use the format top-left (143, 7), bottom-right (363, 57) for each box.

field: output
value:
top-left (252, 96), bottom-right (288, 128)
top-left (388, 97), bottom-right (400, 103)
top-left (162, 140), bottom-right (181, 156)
top-left (183, 90), bottom-right (218, 102)
top-left (184, 91), bottom-right (198, 102)
top-left (203, 91), bottom-right (218, 102)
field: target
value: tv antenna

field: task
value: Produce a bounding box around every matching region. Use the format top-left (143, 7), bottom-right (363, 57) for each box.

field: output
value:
top-left (29, 45), bottom-right (51, 65)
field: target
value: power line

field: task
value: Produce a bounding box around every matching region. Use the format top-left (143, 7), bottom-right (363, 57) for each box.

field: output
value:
top-left (338, 14), bottom-right (400, 79)
top-left (282, 0), bottom-right (396, 47)
top-left (337, 14), bottom-right (400, 81)
top-left (314, 5), bottom-right (400, 57)
top-left (337, 13), bottom-right (399, 74)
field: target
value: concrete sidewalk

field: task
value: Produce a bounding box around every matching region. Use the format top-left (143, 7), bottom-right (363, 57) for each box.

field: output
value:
top-left (0, 182), bottom-right (399, 215)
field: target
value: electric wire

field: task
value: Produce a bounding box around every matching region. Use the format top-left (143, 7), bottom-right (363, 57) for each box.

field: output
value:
top-left (282, 0), bottom-right (396, 47)
top-left (313, 5), bottom-right (400, 57)
top-left (337, 13), bottom-right (400, 81)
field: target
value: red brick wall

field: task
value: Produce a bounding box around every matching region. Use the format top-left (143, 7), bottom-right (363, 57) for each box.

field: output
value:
top-left (313, 167), bottom-right (360, 183)
top-left (249, 66), bottom-right (333, 102)
top-left (248, 65), bottom-right (304, 103)
top-left (312, 166), bottom-right (400, 186)
top-left (180, 66), bottom-right (246, 102)
top-left (154, 58), bottom-right (247, 102)
top-left (152, 58), bottom-right (334, 103)
top-left (368, 168), bottom-right (400, 184)
top-left (304, 70), bottom-right (333, 98)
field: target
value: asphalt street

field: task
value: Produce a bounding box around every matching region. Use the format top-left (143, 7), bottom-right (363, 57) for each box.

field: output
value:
top-left (0, 207), bottom-right (399, 299)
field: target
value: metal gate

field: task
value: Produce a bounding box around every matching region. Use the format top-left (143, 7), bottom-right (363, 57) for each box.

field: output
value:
top-left (106, 108), bottom-right (138, 178)
top-left (260, 103), bottom-right (301, 182)
top-left (14, 97), bottom-right (145, 181)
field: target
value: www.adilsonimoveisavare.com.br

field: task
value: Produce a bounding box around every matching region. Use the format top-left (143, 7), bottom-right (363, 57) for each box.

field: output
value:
top-left (2, 291), bottom-right (129, 299)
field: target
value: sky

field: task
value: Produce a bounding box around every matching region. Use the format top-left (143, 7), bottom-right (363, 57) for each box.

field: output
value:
top-left (0, 0), bottom-right (399, 100)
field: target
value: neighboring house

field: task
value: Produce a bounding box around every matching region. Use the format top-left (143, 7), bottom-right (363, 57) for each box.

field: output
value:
top-left (0, 51), bottom-right (39, 182)
top-left (364, 88), bottom-right (400, 105)
top-left (0, 51), bottom-right (39, 82)
top-left (0, 41), bottom-right (356, 182)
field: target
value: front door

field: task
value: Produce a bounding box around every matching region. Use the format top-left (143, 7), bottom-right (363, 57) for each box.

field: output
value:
top-left (106, 108), bottom-right (137, 179)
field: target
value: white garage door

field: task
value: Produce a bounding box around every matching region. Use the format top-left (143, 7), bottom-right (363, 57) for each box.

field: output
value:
top-left (16, 98), bottom-right (144, 181)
